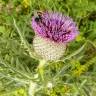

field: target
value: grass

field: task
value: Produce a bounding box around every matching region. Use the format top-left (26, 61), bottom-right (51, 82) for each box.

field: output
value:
top-left (0, 0), bottom-right (96, 96)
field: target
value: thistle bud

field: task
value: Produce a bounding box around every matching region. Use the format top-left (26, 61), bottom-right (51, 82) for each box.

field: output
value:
top-left (33, 35), bottom-right (66, 60)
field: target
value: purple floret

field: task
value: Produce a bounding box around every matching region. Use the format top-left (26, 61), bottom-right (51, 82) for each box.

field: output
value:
top-left (32, 11), bottom-right (79, 43)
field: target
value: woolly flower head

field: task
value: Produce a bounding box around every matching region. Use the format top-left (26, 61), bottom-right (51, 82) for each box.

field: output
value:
top-left (31, 11), bottom-right (79, 60)
top-left (32, 11), bottom-right (79, 43)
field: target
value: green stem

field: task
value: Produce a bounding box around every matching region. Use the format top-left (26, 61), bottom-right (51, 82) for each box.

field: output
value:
top-left (28, 81), bottom-right (37, 96)
top-left (37, 59), bottom-right (46, 81)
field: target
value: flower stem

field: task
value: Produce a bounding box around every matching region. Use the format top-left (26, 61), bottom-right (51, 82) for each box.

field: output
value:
top-left (28, 81), bottom-right (37, 96)
top-left (37, 59), bottom-right (46, 81)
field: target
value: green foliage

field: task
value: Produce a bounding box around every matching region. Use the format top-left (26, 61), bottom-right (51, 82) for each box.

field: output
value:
top-left (0, 0), bottom-right (96, 96)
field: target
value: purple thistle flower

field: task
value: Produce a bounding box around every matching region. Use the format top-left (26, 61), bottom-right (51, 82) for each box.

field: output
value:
top-left (32, 11), bottom-right (79, 43)
top-left (31, 11), bottom-right (79, 60)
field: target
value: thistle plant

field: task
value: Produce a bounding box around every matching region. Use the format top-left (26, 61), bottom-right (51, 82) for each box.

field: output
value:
top-left (32, 11), bottom-right (79, 61)
top-left (0, 0), bottom-right (96, 96)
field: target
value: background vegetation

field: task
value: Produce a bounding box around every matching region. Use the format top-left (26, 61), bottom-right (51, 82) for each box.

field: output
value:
top-left (0, 0), bottom-right (96, 96)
